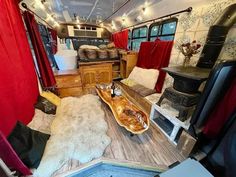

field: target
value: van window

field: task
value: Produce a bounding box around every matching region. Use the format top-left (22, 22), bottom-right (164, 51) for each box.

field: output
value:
top-left (149, 18), bottom-right (177, 41)
top-left (132, 26), bottom-right (147, 51)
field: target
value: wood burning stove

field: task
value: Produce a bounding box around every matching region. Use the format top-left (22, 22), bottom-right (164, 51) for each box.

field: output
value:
top-left (157, 66), bottom-right (211, 121)
top-left (157, 4), bottom-right (236, 122)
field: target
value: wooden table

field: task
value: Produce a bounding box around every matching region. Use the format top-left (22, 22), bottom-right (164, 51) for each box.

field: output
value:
top-left (96, 85), bottom-right (150, 134)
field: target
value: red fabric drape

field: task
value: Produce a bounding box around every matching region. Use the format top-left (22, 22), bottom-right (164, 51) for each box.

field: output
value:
top-left (137, 39), bottom-right (173, 93)
top-left (0, 132), bottom-right (32, 175)
top-left (48, 28), bottom-right (57, 54)
top-left (23, 11), bottom-right (56, 88)
top-left (0, 0), bottom-right (39, 136)
top-left (203, 79), bottom-right (236, 138)
top-left (112, 29), bottom-right (128, 50)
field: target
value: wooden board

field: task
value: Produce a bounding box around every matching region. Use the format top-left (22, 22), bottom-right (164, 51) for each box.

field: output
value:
top-left (96, 87), bottom-right (149, 134)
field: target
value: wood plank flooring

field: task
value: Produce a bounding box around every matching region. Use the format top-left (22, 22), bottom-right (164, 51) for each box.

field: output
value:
top-left (53, 92), bottom-right (185, 176)
top-left (102, 103), bottom-right (185, 167)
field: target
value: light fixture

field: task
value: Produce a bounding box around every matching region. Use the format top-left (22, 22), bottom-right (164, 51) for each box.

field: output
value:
top-left (77, 24), bottom-right (81, 29)
top-left (111, 24), bottom-right (116, 30)
top-left (142, 7), bottom-right (146, 15)
top-left (54, 22), bottom-right (60, 27)
top-left (46, 14), bottom-right (54, 22)
top-left (34, 0), bottom-right (45, 10)
top-left (136, 15), bottom-right (143, 22)
top-left (76, 16), bottom-right (80, 23)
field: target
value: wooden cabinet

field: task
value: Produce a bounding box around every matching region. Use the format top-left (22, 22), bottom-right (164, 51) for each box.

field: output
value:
top-left (55, 70), bottom-right (83, 97)
top-left (120, 52), bottom-right (138, 78)
top-left (80, 63), bottom-right (112, 92)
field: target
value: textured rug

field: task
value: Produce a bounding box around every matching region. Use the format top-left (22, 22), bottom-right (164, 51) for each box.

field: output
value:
top-left (34, 94), bottom-right (111, 177)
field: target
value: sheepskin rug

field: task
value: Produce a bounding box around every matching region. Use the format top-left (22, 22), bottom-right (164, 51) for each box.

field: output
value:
top-left (34, 94), bottom-right (111, 177)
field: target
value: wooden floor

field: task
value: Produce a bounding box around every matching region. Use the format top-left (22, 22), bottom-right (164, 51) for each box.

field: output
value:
top-left (102, 103), bottom-right (185, 167)
top-left (53, 91), bottom-right (185, 176)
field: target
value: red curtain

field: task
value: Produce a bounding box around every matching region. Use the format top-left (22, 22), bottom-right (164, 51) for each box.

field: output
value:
top-left (48, 28), bottom-right (57, 54)
top-left (112, 29), bottom-right (128, 50)
top-left (203, 79), bottom-right (236, 138)
top-left (0, 0), bottom-right (39, 136)
top-left (23, 11), bottom-right (56, 88)
top-left (137, 39), bottom-right (173, 93)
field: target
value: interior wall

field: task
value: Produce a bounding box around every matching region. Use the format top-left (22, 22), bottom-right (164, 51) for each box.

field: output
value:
top-left (141, 0), bottom-right (236, 91)
top-left (168, 0), bottom-right (236, 67)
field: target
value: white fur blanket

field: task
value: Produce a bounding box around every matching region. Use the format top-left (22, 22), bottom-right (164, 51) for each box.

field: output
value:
top-left (34, 95), bottom-right (111, 177)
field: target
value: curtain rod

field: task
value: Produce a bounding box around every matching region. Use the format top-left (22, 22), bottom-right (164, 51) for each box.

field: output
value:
top-left (21, 3), bottom-right (54, 29)
top-left (99, 0), bottom-right (131, 25)
top-left (122, 7), bottom-right (192, 30)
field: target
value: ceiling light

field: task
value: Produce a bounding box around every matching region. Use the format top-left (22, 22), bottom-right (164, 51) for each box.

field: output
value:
top-left (54, 22), bottom-right (60, 27)
top-left (34, 0), bottom-right (45, 10)
top-left (136, 15), bottom-right (143, 22)
top-left (111, 24), bottom-right (116, 30)
top-left (77, 24), bottom-right (81, 29)
top-left (46, 14), bottom-right (53, 22)
top-left (142, 7), bottom-right (146, 15)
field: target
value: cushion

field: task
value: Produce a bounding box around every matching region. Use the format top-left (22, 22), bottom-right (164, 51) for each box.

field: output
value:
top-left (99, 44), bottom-right (107, 49)
top-left (131, 84), bottom-right (156, 97)
top-left (80, 45), bottom-right (99, 50)
top-left (107, 42), bottom-right (115, 49)
top-left (40, 91), bottom-right (61, 106)
top-left (121, 78), bottom-right (137, 87)
top-left (128, 66), bottom-right (159, 89)
top-left (7, 121), bottom-right (50, 168)
top-left (35, 96), bottom-right (57, 115)
top-left (0, 131), bottom-right (32, 175)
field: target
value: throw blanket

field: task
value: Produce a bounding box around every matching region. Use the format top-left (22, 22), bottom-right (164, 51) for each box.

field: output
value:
top-left (34, 95), bottom-right (111, 177)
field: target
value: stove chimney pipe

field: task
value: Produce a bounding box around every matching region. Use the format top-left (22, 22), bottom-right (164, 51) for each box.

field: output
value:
top-left (197, 4), bottom-right (236, 68)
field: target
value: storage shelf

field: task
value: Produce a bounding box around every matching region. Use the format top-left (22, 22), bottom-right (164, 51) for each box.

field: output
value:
top-left (150, 104), bottom-right (191, 145)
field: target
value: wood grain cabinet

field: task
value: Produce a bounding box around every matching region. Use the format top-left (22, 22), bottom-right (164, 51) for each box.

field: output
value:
top-left (80, 63), bottom-right (112, 91)
top-left (55, 70), bottom-right (83, 97)
top-left (120, 52), bottom-right (138, 78)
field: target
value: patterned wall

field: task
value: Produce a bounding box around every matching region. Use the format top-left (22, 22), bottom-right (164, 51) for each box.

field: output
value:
top-left (169, 0), bottom-right (236, 67)
top-left (161, 0), bottom-right (236, 90)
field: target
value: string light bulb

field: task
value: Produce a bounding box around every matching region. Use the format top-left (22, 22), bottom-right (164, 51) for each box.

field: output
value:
top-left (142, 7), bottom-right (146, 15)
top-left (136, 15), bottom-right (143, 22)
top-left (34, 0), bottom-right (45, 10)
top-left (46, 14), bottom-right (53, 22)
top-left (76, 17), bottom-right (80, 23)
top-left (54, 22), bottom-right (60, 27)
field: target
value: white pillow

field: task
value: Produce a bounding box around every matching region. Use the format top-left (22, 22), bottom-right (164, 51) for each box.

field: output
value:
top-left (80, 45), bottom-right (99, 50)
top-left (128, 66), bottom-right (159, 90)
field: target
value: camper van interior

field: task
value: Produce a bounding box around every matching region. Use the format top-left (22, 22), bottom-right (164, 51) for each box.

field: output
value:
top-left (0, 0), bottom-right (236, 177)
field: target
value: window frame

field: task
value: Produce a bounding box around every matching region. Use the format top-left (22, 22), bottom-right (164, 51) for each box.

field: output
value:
top-left (131, 25), bottom-right (148, 50)
top-left (128, 29), bottom-right (132, 50)
top-left (148, 18), bottom-right (178, 41)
